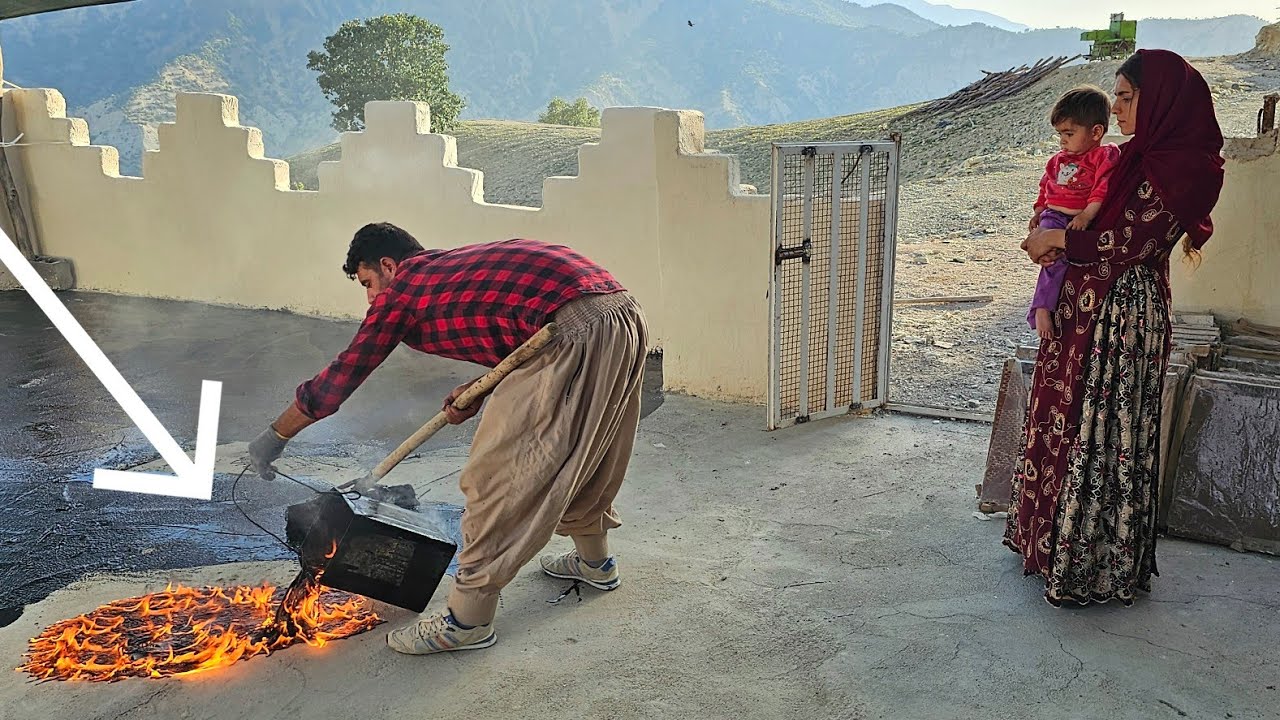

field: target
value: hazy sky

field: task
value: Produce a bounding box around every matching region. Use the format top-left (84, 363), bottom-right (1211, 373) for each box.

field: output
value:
top-left (944, 1), bottom-right (1278, 27)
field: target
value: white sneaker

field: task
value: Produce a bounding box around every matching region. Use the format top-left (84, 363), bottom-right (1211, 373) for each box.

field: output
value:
top-left (539, 550), bottom-right (621, 591)
top-left (385, 612), bottom-right (496, 655)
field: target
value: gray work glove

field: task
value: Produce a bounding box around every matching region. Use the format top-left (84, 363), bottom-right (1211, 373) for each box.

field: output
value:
top-left (248, 427), bottom-right (289, 480)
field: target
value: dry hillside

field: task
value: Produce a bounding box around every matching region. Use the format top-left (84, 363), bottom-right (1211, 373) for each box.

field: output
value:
top-left (285, 41), bottom-right (1280, 411)
top-left (287, 54), bottom-right (1269, 204)
top-left (887, 49), bottom-right (1279, 411)
top-left (287, 106), bottom-right (911, 205)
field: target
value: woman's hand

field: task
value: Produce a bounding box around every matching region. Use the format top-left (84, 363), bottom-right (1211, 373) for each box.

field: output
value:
top-left (1037, 249), bottom-right (1063, 267)
top-left (1022, 228), bottom-right (1067, 265)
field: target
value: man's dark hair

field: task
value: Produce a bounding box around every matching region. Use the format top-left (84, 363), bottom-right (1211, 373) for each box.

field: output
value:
top-left (1117, 52), bottom-right (1143, 89)
top-left (1050, 86), bottom-right (1111, 129)
top-left (343, 222), bottom-right (424, 279)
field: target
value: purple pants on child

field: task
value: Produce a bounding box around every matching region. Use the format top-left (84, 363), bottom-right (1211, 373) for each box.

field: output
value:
top-left (1027, 209), bottom-right (1072, 329)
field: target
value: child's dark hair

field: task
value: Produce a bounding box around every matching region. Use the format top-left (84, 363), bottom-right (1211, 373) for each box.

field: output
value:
top-left (1050, 86), bottom-right (1111, 129)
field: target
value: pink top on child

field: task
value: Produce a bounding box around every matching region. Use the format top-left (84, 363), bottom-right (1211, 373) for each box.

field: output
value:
top-left (1035, 143), bottom-right (1120, 211)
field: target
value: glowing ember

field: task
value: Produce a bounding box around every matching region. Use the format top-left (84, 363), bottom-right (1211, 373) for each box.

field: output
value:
top-left (18, 575), bottom-right (381, 682)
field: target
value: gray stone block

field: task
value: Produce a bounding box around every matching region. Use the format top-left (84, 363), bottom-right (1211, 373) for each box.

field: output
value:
top-left (1165, 371), bottom-right (1280, 555)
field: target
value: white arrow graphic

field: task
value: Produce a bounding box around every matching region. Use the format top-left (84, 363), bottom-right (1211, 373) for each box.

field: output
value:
top-left (0, 229), bottom-right (221, 500)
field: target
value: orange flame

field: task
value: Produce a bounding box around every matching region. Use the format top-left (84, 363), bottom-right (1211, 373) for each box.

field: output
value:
top-left (18, 578), bottom-right (380, 682)
top-left (324, 540), bottom-right (338, 559)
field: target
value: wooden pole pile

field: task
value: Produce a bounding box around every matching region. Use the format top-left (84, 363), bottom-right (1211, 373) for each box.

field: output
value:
top-left (904, 55), bottom-right (1083, 119)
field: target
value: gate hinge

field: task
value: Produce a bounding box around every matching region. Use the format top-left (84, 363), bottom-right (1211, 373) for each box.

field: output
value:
top-left (775, 238), bottom-right (812, 266)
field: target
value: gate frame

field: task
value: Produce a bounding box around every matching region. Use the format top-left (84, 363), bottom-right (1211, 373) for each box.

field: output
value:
top-left (767, 137), bottom-right (901, 430)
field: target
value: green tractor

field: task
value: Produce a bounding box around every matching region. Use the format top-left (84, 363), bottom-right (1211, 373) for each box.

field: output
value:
top-left (1081, 13), bottom-right (1137, 61)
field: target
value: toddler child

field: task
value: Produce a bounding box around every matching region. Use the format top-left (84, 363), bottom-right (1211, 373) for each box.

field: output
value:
top-left (1028, 86), bottom-right (1119, 339)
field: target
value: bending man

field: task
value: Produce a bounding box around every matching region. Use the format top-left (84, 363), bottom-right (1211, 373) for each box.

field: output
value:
top-left (247, 222), bottom-right (648, 654)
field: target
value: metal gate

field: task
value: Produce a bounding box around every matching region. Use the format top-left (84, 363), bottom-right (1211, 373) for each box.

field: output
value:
top-left (768, 139), bottom-right (900, 430)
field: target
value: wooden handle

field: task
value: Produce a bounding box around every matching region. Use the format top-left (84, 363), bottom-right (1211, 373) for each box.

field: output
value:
top-left (367, 323), bottom-right (559, 481)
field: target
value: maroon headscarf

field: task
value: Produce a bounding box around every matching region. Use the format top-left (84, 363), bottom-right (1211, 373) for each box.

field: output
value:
top-left (1096, 49), bottom-right (1225, 249)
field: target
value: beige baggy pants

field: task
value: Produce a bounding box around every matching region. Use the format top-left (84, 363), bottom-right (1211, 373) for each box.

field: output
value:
top-left (446, 292), bottom-right (648, 625)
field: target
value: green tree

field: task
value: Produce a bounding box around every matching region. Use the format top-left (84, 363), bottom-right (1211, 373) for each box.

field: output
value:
top-left (538, 97), bottom-right (601, 127)
top-left (306, 14), bottom-right (465, 133)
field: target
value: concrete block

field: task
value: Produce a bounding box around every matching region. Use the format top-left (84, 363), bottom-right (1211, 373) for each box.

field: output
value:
top-left (1165, 371), bottom-right (1280, 554)
top-left (0, 256), bottom-right (76, 291)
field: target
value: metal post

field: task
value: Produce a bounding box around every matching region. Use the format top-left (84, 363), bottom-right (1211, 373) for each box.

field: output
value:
top-left (767, 144), bottom-right (784, 430)
top-left (1259, 94), bottom-right (1278, 136)
top-left (825, 150), bottom-right (841, 413)
top-left (879, 136), bottom-right (902, 404)
top-left (798, 148), bottom-right (814, 421)
top-left (852, 145), bottom-right (871, 405)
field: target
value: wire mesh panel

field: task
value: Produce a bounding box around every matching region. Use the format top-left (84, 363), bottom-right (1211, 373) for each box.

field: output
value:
top-left (861, 149), bottom-right (891, 402)
top-left (806, 153), bottom-right (835, 414)
top-left (769, 140), bottom-right (900, 430)
top-left (774, 152), bottom-right (807, 420)
top-left (833, 151), bottom-right (864, 409)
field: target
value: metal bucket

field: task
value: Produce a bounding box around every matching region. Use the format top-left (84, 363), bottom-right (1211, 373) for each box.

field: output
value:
top-left (284, 492), bottom-right (464, 612)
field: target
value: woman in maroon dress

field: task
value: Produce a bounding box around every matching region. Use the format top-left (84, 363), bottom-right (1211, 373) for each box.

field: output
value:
top-left (1004, 50), bottom-right (1226, 606)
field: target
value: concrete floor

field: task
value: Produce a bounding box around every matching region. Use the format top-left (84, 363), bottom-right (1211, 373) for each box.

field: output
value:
top-left (1, 292), bottom-right (1277, 720)
top-left (0, 291), bottom-right (665, 622)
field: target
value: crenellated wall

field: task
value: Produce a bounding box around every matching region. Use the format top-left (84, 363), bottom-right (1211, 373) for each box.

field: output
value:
top-left (15, 80), bottom-right (1268, 405)
top-left (2, 88), bottom-right (772, 402)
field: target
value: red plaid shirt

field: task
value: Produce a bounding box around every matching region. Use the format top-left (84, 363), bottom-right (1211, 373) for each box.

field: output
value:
top-left (295, 239), bottom-right (624, 420)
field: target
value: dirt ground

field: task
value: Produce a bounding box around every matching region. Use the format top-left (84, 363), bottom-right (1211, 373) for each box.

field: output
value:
top-left (889, 162), bottom-right (1044, 412)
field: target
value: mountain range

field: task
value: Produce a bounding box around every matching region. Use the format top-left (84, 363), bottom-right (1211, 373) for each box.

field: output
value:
top-left (0, 1), bottom-right (1265, 174)
top-left (886, 0), bottom-right (1026, 31)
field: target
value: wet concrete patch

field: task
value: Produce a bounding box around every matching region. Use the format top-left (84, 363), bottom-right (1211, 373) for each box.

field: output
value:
top-left (0, 469), bottom-right (300, 629)
top-left (0, 292), bottom-right (663, 627)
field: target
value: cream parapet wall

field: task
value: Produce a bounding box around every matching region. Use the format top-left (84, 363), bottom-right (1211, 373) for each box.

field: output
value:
top-left (4, 82), bottom-right (1274, 405)
top-left (1, 88), bottom-right (772, 402)
top-left (1169, 132), bottom-right (1280, 327)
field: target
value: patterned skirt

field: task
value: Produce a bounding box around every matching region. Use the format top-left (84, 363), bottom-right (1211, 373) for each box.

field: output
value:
top-left (1022, 265), bottom-right (1169, 607)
